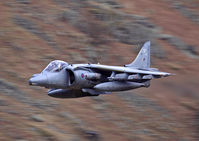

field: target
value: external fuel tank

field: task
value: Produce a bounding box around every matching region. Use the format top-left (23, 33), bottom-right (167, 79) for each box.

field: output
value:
top-left (94, 81), bottom-right (147, 91)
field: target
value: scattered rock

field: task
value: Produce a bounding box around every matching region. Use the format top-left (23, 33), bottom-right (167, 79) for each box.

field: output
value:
top-left (16, 0), bottom-right (31, 4)
top-left (54, 0), bottom-right (83, 8)
top-left (158, 34), bottom-right (174, 40)
top-left (31, 115), bottom-right (45, 122)
top-left (93, 0), bottom-right (123, 9)
top-left (84, 131), bottom-right (100, 141)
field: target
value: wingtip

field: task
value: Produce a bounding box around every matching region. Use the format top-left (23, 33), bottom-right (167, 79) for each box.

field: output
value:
top-left (164, 73), bottom-right (176, 77)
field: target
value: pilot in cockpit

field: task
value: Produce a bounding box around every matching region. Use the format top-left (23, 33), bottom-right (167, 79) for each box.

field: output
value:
top-left (43, 60), bottom-right (68, 72)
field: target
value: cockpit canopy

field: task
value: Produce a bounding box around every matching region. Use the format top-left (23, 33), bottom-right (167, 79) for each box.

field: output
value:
top-left (43, 60), bottom-right (68, 72)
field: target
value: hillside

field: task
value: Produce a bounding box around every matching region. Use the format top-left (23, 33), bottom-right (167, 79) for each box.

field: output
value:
top-left (0, 0), bottom-right (199, 140)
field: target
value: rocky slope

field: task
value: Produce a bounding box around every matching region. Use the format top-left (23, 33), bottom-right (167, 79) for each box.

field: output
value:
top-left (0, 0), bottom-right (199, 140)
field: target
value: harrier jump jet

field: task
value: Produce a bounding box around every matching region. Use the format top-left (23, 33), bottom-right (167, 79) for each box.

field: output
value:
top-left (29, 41), bottom-right (172, 98)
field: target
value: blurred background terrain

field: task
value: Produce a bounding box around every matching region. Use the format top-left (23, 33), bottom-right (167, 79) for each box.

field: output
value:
top-left (0, 0), bottom-right (199, 140)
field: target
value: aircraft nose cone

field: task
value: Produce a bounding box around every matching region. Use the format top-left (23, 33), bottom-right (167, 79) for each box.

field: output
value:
top-left (29, 79), bottom-right (32, 85)
top-left (29, 74), bottom-right (48, 86)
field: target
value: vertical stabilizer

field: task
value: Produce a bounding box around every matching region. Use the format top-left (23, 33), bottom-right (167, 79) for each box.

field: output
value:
top-left (125, 41), bottom-right (150, 69)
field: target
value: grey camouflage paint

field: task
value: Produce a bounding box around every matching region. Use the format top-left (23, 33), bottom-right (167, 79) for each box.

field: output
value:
top-left (29, 41), bottom-right (172, 98)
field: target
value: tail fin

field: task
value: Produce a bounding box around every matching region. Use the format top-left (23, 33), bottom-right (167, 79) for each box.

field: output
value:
top-left (125, 41), bottom-right (150, 69)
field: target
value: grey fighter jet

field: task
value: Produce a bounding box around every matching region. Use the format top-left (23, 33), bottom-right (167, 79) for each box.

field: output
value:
top-left (29, 41), bottom-right (172, 98)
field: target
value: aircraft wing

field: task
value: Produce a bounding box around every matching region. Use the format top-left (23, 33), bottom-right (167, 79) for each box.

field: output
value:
top-left (82, 64), bottom-right (172, 77)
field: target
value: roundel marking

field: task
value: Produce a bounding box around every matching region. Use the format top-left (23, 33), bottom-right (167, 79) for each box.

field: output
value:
top-left (81, 73), bottom-right (84, 78)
